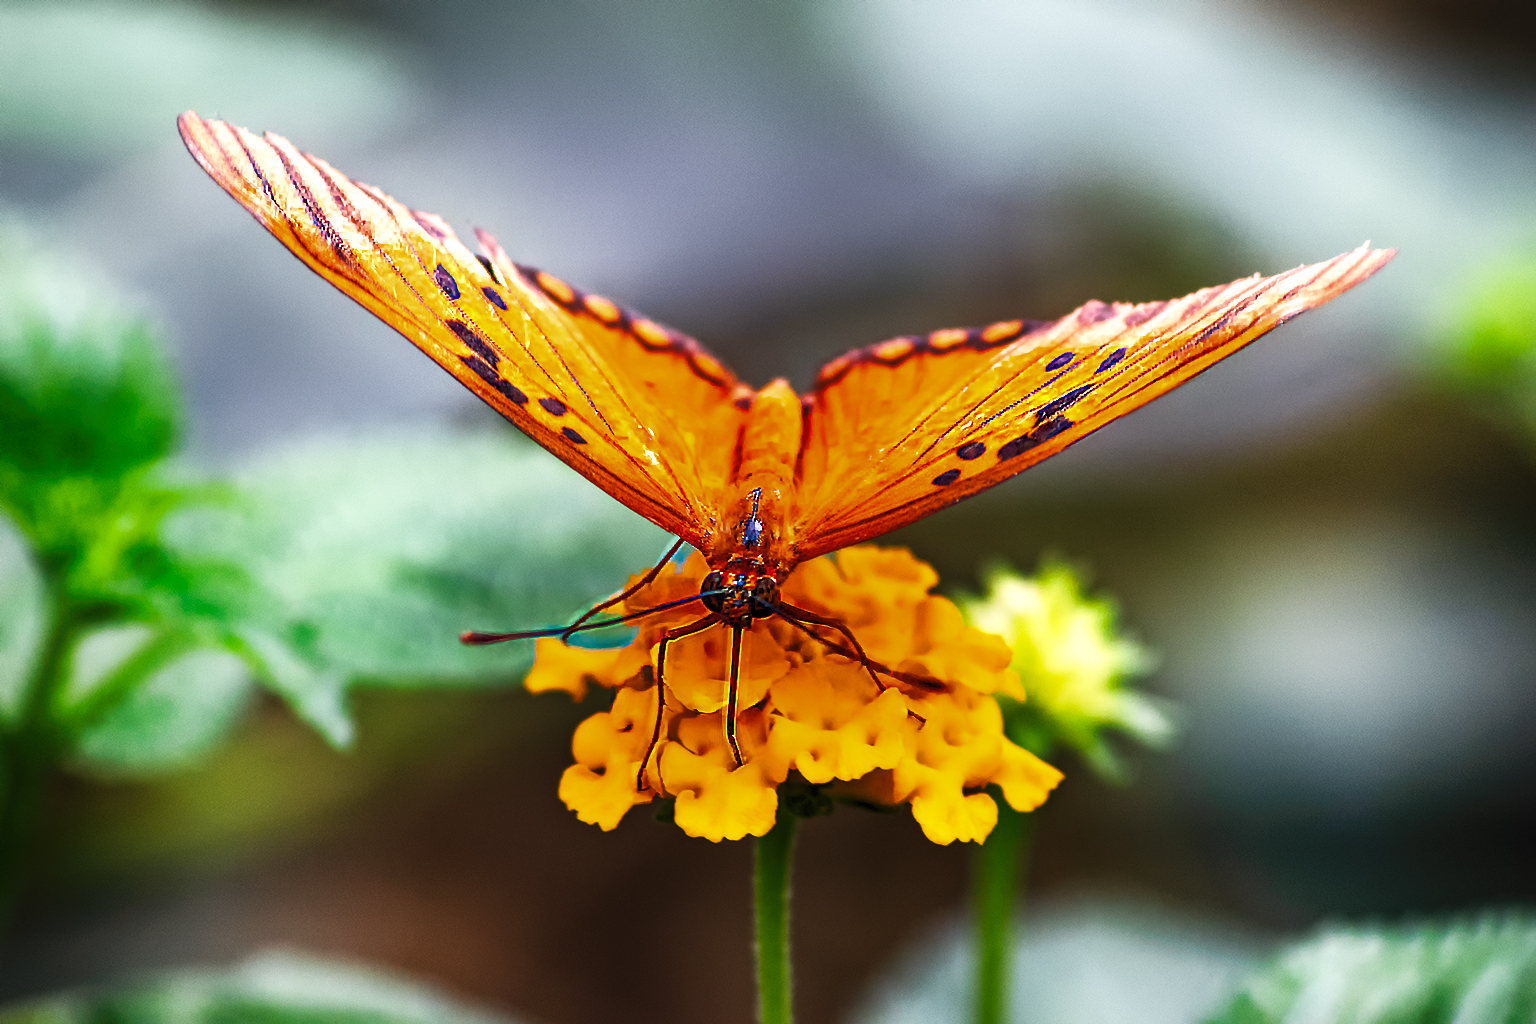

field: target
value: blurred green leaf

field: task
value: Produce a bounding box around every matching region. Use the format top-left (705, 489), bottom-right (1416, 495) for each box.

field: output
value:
top-left (0, 229), bottom-right (179, 485)
top-left (166, 428), bottom-right (669, 746)
top-left (0, 516), bottom-right (44, 725)
top-left (69, 645), bottom-right (254, 776)
top-left (0, 224), bottom-right (183, 581)
top-left (1445, 256), bottom-right (1536, 390)
top-left (0, 317), bottom-right (179, 481)
top-left (0, 949), bottom-right (522, 1024)
top-left (1208, 912), bottom-right (1536, 1024)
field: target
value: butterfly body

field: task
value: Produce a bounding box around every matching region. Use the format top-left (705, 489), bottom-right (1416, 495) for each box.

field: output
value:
top-left (709, 378), bottom-right (803, 579)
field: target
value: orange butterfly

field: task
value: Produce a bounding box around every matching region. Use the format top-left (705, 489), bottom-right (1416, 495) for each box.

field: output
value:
top-left (178, 112), bottom-right (1392, 763)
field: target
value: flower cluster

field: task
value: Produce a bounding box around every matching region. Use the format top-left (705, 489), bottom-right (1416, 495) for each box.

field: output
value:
top-left (959, 562), bottom-right (1170, 777)
top-left (525, 546), bottom-right (1062, 843)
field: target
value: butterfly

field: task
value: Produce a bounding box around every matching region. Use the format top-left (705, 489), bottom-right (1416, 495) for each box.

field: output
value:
top-left (178, 111), bottom-right (1392, 765)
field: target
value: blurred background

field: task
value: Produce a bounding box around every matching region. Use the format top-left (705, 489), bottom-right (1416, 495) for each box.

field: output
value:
top-left (1, 0), bottom-right (1534, 1022)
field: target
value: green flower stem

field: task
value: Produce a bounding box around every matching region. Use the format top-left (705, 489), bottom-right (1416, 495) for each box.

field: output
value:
top-left (755, 806), bottom-right (798, 1024)
top-left (973, 801), bottom-right (1034, 1024)
top-left (0, 584), bottom-right (73, 919)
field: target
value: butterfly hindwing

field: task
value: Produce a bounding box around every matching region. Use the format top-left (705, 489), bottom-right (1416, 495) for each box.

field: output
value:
top-left (178, 112), bottom-right (747, 547)
top-left (791, 245), bottom-right (1395, 560)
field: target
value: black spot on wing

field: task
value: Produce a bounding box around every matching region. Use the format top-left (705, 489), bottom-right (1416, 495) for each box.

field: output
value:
top-left (448, 319), bottom-right (499, 366)
top-left (539, 397), bottom-right (568, 416)
top-left (562, 427), bottom-right (587, 444)
top-left (957, 441), bottom-right (986, 460)
top-left (1032, 416), bottom-right (1073, 443)
top-left (1035, 383), bottom-right (1094, 423)
top-left (459, 354), bottom-right (528, 405)
top-left (1097, 349), bottom-right (1127, 373)
top-left (434, 264), bottom-right (460, 300)
top-left (997, 417), bottom-right (1074, 460)
top-left (932, 469), bottom-right (961, 486)
top-left (1046, 352), bottom-right (1074, 371)
top-left (482, 286), bottom-right (507, 309)
top-left (476, 254), bottom-right (502, 284)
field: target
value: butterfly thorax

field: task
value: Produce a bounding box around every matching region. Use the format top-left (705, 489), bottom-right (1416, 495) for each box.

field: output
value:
top-left (705, 379), bottom-right (803, 579)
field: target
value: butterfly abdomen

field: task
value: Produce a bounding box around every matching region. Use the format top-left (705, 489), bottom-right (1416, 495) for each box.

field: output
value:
top-left (736, 380), bottom-right (801, 482)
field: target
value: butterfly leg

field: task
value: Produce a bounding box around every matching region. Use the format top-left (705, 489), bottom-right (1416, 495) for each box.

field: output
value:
top-left (772, 602), bottom-right (886, 693)
top-left (726, 625), bottom-right (745, 768)
top-left (773, 602), bottom-right (946, 695)
top-left (562, 537), bottom-right (685, 641)
top-left (638, 612), bottom-right (720, 793)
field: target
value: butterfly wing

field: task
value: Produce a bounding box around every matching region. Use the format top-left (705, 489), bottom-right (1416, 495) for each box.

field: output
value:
top-left (792, 245), bottom-right (1395, 560)
top-left (178, 112), bottom-right (748, 547)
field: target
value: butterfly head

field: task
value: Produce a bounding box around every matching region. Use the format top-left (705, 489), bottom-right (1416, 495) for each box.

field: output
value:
top-left (700, 569), bottom-right (779, 627)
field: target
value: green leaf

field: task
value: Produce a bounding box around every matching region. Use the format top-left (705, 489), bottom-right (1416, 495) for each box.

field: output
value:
top-left (0, 949), bottom-right (524, 1024)
top-left (69, 645), bottom-right (254, 776)
top-left (166, 428), bottom-right (669, 746)
top-left (0, 319), bottom-right (179, 481)
top-left (1207, 912), bottom-right (1536, 1024)
top-left (237, 627), bottom-right (352, 748)
top-left (1444, 256), bottom-right (1536, 390)
top-left (0, 227), bottom-right (180, 485)
top-left (0, 225), bottom-right (184, 577)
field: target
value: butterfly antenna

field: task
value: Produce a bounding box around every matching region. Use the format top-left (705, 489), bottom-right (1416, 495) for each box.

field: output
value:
top-left (461, 591), bottom-right (723, 645)
top-left (559, 538), bottom-right (685, 641)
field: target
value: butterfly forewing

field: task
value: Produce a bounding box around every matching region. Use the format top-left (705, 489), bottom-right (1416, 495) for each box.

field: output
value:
top-left (791, 245), bottom-right (1394, 560)
top-left (179, 112), bottom-right (746, 546)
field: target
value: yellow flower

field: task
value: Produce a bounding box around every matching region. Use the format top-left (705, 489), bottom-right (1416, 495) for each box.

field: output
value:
top-left (527, 546), bottom-right (1063, 843)
top-left (959, 561), bottom-right (1170, 776)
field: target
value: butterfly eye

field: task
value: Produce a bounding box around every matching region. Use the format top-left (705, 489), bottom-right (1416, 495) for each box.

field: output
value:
top-left (750, 578), bottom-right (778, 616)
top-left (700, 571), bottom-right (726, 614)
